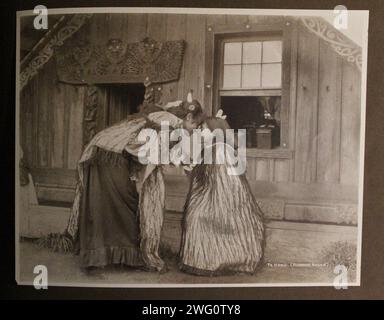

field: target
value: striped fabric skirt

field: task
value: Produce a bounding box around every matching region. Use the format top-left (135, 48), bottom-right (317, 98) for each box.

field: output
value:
top-left (179, 164), bottom-right (264, 276)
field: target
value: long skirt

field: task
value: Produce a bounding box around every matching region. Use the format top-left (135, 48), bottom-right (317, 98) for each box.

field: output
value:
top-left (78, 151), bottom-right (144, 268)
top-left (179, 164), bottom-right (264, 275)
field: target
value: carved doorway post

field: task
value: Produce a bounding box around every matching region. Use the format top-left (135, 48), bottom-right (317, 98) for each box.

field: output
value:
top-left (83, 85), bottom-right (105, 146)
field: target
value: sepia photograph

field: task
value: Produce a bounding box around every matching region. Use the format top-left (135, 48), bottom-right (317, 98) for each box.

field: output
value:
top-left (15, 7), bottom-right (368, 287)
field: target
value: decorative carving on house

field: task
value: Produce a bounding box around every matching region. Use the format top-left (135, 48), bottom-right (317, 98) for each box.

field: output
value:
top-left (56, 37), bottom-right (186, 85)
top-left (143, 77), bottom-right (163, 104)
top-left (83, 86), bottom-right (99, 145)
top-left (256, 198), bottom-right (285, 220)
top-left (20, 14), bottom-right (93, 90)
top-left (298, 16), bottom-right (362, 71)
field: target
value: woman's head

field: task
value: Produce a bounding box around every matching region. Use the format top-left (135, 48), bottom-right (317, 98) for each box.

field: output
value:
top-left (167, 99), bottom-right (205, 132)
top-left (204, 117), bottom-right (231, 131)
top-left (202, 116), bottom-right (238, 149)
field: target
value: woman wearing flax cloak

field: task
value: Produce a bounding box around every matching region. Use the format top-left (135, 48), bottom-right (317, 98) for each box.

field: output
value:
top-left (179, 113), bottom-right (264, 275)
top-left (41, 95), bottom-right (205, 273)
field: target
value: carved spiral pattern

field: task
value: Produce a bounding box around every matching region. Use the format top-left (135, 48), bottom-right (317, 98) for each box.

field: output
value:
top-left (20, 14), bottom-right (92, 90)
top-left (299, 16), bottom-right (362, 71)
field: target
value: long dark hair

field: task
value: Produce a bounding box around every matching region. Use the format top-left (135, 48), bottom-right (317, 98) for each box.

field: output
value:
top-left (204, 117), bottom-right (231, 131)
top-left (167, 99), bottom-right (205, 123)
top-left (204, 116), bottom-right (238, 149)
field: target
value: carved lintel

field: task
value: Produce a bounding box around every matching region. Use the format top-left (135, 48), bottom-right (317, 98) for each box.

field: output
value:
top-left (56, 37), bottom-right (186, 85)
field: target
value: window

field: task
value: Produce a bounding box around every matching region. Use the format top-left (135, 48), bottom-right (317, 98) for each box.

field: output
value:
top-left (217, 34), bottom-right (284, 149)
top-left (222, 40), bottom-right (282, 89)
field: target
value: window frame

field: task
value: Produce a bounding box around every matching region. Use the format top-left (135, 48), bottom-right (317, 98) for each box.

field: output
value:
top-left (204, 21), bottom-right (294, 155)
top-left (219, 34), bottom-right (283, 92)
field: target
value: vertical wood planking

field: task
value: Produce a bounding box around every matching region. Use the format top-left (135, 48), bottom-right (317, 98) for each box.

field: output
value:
top-left (340, 61), bottom-right (361, 186)
top-left (147, 14), bottom-right (167, 41)
top-left (163, 14), bottom-right (187, 103)
top-left (204, 15), bottom-right (226, 115)
top-left (19, 88), bottom-right (26, 159)
top-left (99, 86), bottom-right (110, 132)
top-left (91, 14), bottom-right (110, 45)
top-left (281, 21), bottom-right (292, 149)
top-left (20, 81), bottom-right (35, 167)
top-left (288, 23), bottom-right (299, 182)
top-left (294, 28), bottom-right (319, 183)
top-left (269, 159), bottom-right (275, 182)
top-left (274, 160), bottom-right (290, 182)
top-left (62, 84), bottom-right (73, 169)
top-left (197, 16), bottom-right (206, 104)
top-left (67, 86), bottom-right (85, 169)
top-left (51, 82), bottom-right (65, 168)
top-left (107, 13), bottom-right (126, 40)
top-left (316, 43), bottom-right (342, 183)
top-left (245, 158), bottom-right (257, 181)
top-left (147, 14), bottom-right (168, 104)
top-left (36, 63), bottom-right (50, 167)
top-left (183, 15), bottom-right (206, 102)
top-left (32, 77), bottom-right (39, 167)
top-left (47, 64), bottom-right (55, 169)
top-left (255, 159), bottom-right (270, 181)
top-left (107, 87), bottom-right (117, 125)
top-left (24, 112), bottom-right (34, 166)
top-left (123, 14), bottom-right (148, 43)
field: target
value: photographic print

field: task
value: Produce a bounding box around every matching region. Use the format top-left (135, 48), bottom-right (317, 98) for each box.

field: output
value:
top-left (15, 7), bottom-right (368, 287)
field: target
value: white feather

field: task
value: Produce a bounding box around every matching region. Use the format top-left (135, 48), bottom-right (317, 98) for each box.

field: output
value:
top-left (162, 100), bottom-right (182, 110)
top-left (215, 109), bottom-right (227, 120)
top-left (187, 92), bottom-right (193, 103)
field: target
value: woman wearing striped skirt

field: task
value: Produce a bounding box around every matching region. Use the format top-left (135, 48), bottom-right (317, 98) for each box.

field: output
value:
top-left (179, 116), bottom-right (264, 276)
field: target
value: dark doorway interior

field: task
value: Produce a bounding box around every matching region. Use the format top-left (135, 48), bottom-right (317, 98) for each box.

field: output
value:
top-left (101, 83), bottom-right (145, 126)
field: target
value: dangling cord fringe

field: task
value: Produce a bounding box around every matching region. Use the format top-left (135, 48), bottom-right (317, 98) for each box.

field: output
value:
top-left (35, 180), bottom-right (82, 253)
top-left (35, 231), bottom-right (75, 253)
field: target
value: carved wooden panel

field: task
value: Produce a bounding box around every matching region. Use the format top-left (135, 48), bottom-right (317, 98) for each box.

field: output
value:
top-left (83, 85), bottom-right (99, 145)
top-left (56, 37), bottom-right (185, 85)
top-left (20, 14), bottom-right (93, 90)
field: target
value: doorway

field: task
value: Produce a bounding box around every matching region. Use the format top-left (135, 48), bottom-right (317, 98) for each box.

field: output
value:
top-left (100, 83), bottom-right (145, 127)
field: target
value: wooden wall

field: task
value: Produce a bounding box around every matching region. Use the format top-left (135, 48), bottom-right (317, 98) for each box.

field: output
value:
top-left (19, 14), bottom-right (362, 222)
top-left (20, 58), bottom-right (84, 171)
top-left (244, 26), bottom-right (361, 188)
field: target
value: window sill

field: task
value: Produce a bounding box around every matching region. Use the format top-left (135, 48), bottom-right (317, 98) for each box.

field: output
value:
top-left (246, 148), bottom-right (293, 159)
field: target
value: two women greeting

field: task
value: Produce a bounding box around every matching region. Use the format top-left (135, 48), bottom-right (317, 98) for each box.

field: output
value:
top-left (43, 93), bottom-right (264, 276)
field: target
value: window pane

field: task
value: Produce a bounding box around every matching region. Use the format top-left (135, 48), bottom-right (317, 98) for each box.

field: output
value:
top-left (224, 42), bottom-right (242, 64)
top-left (261, 63), bottom-right (282, 88)
top-left (242, 42), bottom-right (262, 64)
top-left (223, 65), bottom-right (241, 88)
top-left (262, 41), bottom-right (282, 63)
top-left (241, 64), bottom-right (261, 88)
top-left (220, 95), bottom-right (281, 148)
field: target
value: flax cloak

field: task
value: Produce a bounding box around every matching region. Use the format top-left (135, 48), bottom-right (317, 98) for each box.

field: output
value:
top-left (57, 111), bottom-right (183, 271)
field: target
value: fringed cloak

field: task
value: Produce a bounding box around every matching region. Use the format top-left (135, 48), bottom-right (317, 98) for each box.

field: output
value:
top-left (47, 110), bottom-right (182, 272)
